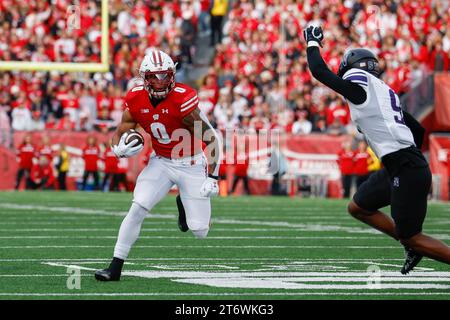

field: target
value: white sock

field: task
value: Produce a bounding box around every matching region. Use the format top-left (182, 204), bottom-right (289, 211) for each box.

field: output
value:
top-left (192, 229), bottom-right (209, 239)
top-left (113, 202), bottom-right (148, 260)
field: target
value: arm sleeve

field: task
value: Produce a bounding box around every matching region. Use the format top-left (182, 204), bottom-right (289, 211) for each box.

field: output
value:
top-left (403, 111), bottom-right (425, 149)
top-left (306, 46), bottom-right (367, 105)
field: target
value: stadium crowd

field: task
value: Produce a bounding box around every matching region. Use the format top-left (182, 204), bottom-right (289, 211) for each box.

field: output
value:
top-left (205, 0), bottom-right (450, 134)
top-left (1, 0), bottom-right (449, 142)
top-left (0, 0), bottom-right (202, 139)
top-left (1, 0), bottom-right (450, 194)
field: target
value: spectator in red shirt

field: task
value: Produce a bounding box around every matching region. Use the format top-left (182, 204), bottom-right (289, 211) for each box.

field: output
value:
top-left (230, 146), bottom-right (251, 195)
top-left (198, 0), bottom-right (211, 34)
top-left (81, 136), bottom-right (100, 190)
top-left (353, 141), bottom-right (370, 188)
top-left (447, 150), bottom-right (450, 199)
top-left (428, 42), bottom-right (449, 71)
top-left (56, 113), bottom-right (76, 131)
top-left (102, 142), bottom-right (119, 191)
top-left (29, 156), bottom-right (55, 190)
top-left (112, 158), bottom-right (129, 192)
top-left (218, 149), bottom-right (228, 196)
top-left (15, 134), bottom-right (35, 190)
top-left (38, 135), bottom-right (53, 163)
top-left (338, 141), bottom-right (354, 198)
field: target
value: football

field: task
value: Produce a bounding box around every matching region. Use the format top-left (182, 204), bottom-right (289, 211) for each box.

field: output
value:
top-left (124, 129), bottom-right (144, 147)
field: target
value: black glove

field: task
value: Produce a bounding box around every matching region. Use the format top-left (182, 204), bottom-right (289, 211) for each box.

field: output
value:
top-left (303, 25), bottom-right (324, 47)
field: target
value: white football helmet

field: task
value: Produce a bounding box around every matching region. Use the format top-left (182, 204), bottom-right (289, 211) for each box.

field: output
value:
top-left (139, 49), bottom-right (176, 99)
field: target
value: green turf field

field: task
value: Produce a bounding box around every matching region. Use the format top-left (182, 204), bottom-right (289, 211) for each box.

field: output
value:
top-left (0, 191), bottom-right (449, 300)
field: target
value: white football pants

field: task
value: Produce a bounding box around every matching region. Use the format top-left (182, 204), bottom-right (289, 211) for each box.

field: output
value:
top-left (113, 153), bottom-right (211, 260)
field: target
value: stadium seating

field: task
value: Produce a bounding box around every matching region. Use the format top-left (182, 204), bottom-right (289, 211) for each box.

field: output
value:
top-left (0, 0), bottom-right (448, 139)
top-left (0, 0), bottom-right (449, 198)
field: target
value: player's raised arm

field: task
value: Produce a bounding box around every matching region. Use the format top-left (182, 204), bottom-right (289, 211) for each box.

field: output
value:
top-left (111, 108), bottom-right (143, 158)
top-left (182, 108), bottom-right (221, 197)
top-left (303, 26), bottom-right (367, 105)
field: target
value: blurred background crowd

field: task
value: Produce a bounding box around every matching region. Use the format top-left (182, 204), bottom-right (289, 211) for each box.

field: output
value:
top-left (0, 0), bottom-right (449, 196)
top-left (0, 0), bottom-right (449, 140)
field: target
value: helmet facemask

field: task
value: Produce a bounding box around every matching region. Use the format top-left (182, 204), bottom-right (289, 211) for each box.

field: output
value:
top-left (141, 69), bottom-right (175, 99)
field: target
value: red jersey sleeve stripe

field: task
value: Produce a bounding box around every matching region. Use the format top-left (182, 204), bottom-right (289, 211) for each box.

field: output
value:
top-left (180, 98), bottom-right (199, 112)
top-left (180, 95), bottom-right (198, 108)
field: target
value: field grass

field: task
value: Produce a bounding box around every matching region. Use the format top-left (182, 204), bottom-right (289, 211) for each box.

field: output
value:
top-left (0, 191), bottom-right (449, 300)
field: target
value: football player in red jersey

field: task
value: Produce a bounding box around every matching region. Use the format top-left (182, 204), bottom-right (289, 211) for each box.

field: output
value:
top-left (81, 136), bottom-right (100, 190)
top-left (38, 135), bottom-right (53, 163)
top-left (101, 140), bottom-right (119, 191)
top-left (338, 141), bottom-right (354, 199)
top-left (95, 49), bottom-right (221, 281)
top-left (15, 134), bottom-right (36, 190)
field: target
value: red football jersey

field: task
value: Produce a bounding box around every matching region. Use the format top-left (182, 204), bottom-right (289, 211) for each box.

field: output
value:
top-left (116, 158), bottom-right (128, 174)
top-left (338, 149), bottom-right (354, 175)
top-left (30, 163), bottom-right (55, 187)
top-left (125, 83), bottom-right (203, 159)
top-left (83, 146), bottom-right (100, 171)
top-left (234, 153), bottom-right (249, 177)
top-left (17, 143), bottom-right (36, 169)
top-left (353, 151), bottom-right (369, 176)
top-left (447, 151), bottom-right (450, 178)
top-left (39, 145), bottom-right (53, 162)
top-left (103, 149), bottom-right (118, 174)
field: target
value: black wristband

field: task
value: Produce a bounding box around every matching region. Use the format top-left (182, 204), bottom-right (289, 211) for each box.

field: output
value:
top-left (208, 174), bottom-right (218, 180)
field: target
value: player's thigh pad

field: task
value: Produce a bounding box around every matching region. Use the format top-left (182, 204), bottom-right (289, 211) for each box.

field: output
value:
top-left (391, 165), bottom-right (431, 239)
top-left (176, 163), bottom-right (211, 231)
top-left (133, 158), bottom-right (174, 210)
top-left (353, 169), bottom-right (391, 212)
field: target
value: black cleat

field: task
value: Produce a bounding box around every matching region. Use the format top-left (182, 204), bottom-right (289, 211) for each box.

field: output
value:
top-left (95, 268), bottom-right (121, 281)
top-left (401, 247), bottom-right (423, 275)
top-left (176, 195), bottom-right (189, 232)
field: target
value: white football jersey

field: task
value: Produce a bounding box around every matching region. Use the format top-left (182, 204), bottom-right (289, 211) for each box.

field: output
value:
top-left (343, 68), bottom-right (415, 159)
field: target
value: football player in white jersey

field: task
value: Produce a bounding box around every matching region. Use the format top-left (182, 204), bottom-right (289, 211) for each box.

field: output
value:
top-left (303, 25), bottom-right (450, 273)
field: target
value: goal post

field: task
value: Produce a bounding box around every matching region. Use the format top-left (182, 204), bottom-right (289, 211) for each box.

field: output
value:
top-left (0, 0), bottom-right (109, 73)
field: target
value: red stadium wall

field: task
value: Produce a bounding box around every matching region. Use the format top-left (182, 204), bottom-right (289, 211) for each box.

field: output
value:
top-left (0, 144), bottom-right (18, 190)
top-left (429, 134), bottom-right (450, 201)
top-left (434, 74), bottom-right (450, 132)
top-left (2, 131), bottom-right (348, 196)
top-left (224, 134), bottom-right (348, 197)
top-left (9, 131), bottom-right (151, 191)
top-left (419, 74), bottom-right (450, 145)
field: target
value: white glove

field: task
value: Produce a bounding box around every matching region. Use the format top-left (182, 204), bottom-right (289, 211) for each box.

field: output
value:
top-left (200, 175), bottom-right (219, 197)
top-left (112, 132), bottom-right (143, 158)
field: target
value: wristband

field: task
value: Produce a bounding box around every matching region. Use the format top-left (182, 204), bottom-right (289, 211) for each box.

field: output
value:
top-left (208, 174), bottom-right (218, 180)
top-left (307, 41), bottom-right (320, 48)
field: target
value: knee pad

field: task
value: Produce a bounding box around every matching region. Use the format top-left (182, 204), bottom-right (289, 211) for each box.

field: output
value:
top-left (192, 229), bottom-right (209, 239)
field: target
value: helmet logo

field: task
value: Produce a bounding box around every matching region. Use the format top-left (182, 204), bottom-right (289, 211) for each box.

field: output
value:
top-left (151, 50), bottom-right (163, 67)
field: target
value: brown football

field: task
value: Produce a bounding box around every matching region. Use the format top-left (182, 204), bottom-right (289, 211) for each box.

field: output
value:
top-left (124, 129), bottom-right (144, 147)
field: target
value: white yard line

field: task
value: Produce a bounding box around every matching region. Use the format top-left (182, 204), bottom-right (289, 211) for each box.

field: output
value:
top-left (2, 203), bottom-right (448, 236)
top-left (0, 245), bottom-right (403, 249)
top-left (0, 292), bottom-right (449, 297)
top-left (1, 273), bottom-right (449, 282)
top-left (0, 235), bottom-right (389, 240)
top-left (0, 257), bottom-right (411, 262)
top-left (0, 274), bottom-right (91, 277)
